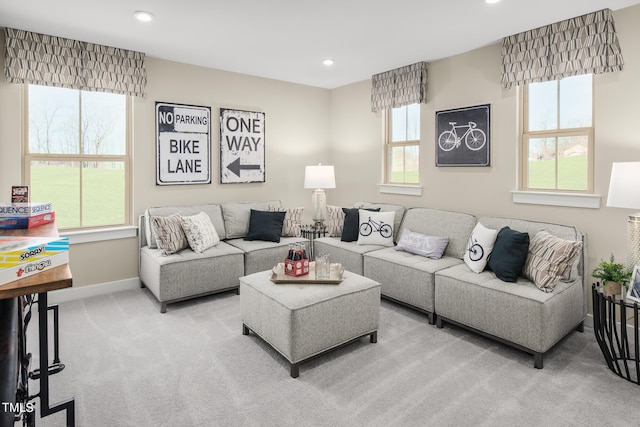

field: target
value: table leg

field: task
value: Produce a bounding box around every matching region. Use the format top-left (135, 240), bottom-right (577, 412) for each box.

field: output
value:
top-left (36, 292), bottom-right (75, 426)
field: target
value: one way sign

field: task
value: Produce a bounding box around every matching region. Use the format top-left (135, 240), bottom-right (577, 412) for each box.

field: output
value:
top-left (220, 109), bottom-right (265, 183)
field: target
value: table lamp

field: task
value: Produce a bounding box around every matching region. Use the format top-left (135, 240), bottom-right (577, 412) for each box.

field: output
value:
top-left (304, 164), bottom-right (335, 228)
top-left (606, 162), bottom-right (640, 269)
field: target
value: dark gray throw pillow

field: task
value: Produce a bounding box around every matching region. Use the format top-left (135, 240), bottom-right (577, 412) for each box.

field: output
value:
top-left (341, 207), bottom-right (380, 242)
top-left (244, 209), bottom-right (286, 242)
top-left (487, 226), bottom-right (530, 282)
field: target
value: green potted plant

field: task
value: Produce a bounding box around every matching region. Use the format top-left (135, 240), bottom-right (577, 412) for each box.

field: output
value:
top-left (592, 254), bottom-right (632, 296)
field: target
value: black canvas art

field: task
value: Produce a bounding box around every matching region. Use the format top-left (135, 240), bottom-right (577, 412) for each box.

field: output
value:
top-left (436, 104), bottom-right (490, 167)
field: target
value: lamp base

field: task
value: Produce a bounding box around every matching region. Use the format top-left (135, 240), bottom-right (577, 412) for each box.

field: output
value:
top-left (311, 188), bottom-right (327, 224)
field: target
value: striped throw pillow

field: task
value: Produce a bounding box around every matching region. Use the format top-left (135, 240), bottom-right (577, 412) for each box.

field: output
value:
top-left (523, 231), bottom-right (583, 292)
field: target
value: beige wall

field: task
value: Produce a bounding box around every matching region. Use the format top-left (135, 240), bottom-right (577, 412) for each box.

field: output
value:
top-left (0, 47), bottom-right (331, 287)
top-left (330, 5), bottom-right (640, 291)
top-left (1, 4), bottom-right (639, 293)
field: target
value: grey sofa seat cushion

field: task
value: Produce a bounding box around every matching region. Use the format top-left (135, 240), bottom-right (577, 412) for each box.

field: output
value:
top-left (221, 200), bottom-right (281, 239)
top-left (226, 236), bottom-right (307, 275)
top-left (144, 204), bottom-right (225, 249)
top-left (399, 208), bottom-right (476, 259)
top-left (313, 237), bottom-right (387, 275)
top-left (364, 247), bottom-right (463, 314)
top-left (140, 241), bottom-right (244, 302)
top-left (435, 262), bottom-right (585, 353)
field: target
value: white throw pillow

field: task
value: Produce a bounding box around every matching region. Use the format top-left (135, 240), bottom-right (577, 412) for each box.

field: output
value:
top-left (463, 222), bottom-right (498, 273)
top-left (395, 229), bottom-right (449, 259)
top-left (357, 210), bottom-right (395, 246)
top-left (181, 212), bottom-right (220, 253)
top-left (268, 205), bottom-right (303, 237)
top-left (326, 205), bottom-right (346, 237)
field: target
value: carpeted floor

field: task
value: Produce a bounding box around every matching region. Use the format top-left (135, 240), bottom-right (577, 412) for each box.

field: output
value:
top-left (27, 288), bottom-right (640, 427)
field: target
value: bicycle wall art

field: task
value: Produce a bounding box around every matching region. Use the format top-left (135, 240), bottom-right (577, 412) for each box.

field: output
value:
top-left (435, 104), bottom-right (490, 167)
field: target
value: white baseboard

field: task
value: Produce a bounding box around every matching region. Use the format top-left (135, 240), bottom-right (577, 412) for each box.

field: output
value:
top-left (49, 277), bottom-right (141, 304)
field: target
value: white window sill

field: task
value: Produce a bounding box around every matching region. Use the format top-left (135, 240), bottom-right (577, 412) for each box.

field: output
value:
top-left (511, 191), bottom-right (601, 209)
top-left (379, 184), bottom-right (423, 196)
top-left (60, 226), bottom-right (138, 244)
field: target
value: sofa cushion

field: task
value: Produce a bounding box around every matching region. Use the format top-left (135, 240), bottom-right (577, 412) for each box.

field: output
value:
top-left (268, 206), bottom-right (303, 237)
top-left (357, 210), bottom-right (395, 246)
top-left (523, 231), bottom-right (583, 293)
top-left (487, 227), bottom-right (530, 282)
top-left (325, 205), bottom-right (345, 237)
top-left (394, 229), bottom-right (449, 259)
top-left (341, 207), bottom-right (379, 242)
top-left (181, 211), bottom-right (220, 253)
top-left (221, 200), bottom-right (281, 239)
top-left (151, 214), bottom-right (189, 255)
top-left (399, 208), bottom-right (476, 259)
top-left (477, 216), bottom-right (584, 282)
top-left (144, 204), bottom-right (225, 249)
top-left (463, 222), bottom-right (498, 273)
top-left (245, 210), bottom-right (286, 243)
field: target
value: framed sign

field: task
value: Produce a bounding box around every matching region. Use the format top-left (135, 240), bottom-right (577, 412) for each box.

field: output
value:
top-left (436, 104), bottom-right (490, 167)
top-left (220, 109), bottom-right (265, 184)
top-left (156, 102), bottom-right (211, 185)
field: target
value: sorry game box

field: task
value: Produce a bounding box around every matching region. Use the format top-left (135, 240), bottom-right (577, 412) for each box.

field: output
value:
top-left (0, 236), bottom-right (69, 286)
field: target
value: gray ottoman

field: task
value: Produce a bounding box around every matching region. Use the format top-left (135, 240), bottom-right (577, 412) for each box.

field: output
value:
top-left (240, 269), bottom-right (381, 377)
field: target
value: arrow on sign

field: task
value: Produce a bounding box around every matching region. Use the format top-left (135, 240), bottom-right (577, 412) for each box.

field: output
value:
top-left (227, 157), bottom-right (261, 177)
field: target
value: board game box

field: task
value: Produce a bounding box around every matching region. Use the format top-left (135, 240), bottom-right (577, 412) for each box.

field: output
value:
top-left (0, 236), bottom-right (69, 286)
top-left (0, 212), bottom-right (55, 229)
top-left (0, 202), bottom-right (53, 218)
top-left (11, 186), bottom-right (29, 203)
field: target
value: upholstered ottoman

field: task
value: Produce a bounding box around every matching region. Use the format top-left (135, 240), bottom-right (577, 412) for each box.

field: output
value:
top-left (240, 269), bottom-right (381, 377)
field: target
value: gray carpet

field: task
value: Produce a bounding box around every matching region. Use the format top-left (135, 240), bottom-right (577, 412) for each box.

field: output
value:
top-left (28, 287), bottom-right (640, 427)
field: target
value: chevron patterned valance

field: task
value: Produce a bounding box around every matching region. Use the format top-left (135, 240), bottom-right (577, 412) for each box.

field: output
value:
top-left (371, 61), bottom-right (428, 113)
top-left (4, 28), bottom-right (147, 97)
top-left (501, 8), bottom-right (624, 89)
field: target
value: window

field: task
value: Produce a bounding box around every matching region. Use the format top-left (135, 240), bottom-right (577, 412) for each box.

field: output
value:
top-left (385, 103), bottom-right (420, 184)
top-left (25, 85), bottom-right (131, 230)
top-left (521, 74), bottom-right (593, 192)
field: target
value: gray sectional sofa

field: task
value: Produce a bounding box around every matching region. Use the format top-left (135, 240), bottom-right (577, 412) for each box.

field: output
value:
top-left (139, 200), bottom-right (306, 313)
top-left (313, 203), bottom-right (587, 368)
top-left (138, 199), bottom-right (587, 369)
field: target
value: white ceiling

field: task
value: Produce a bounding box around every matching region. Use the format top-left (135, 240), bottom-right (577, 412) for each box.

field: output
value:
top-left (1, 0), bottom-right (639, 89)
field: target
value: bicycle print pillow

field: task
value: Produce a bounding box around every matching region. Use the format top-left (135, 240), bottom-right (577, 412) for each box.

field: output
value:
top-left (463, 222), bottom-right (498, 273)
top-left (356, 210), bottom-right (395, 247)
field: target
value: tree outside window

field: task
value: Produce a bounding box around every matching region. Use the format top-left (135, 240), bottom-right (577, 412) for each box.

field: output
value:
top-left (386, 103), bottom-right (420, 184)
top-left (522, 74), bottom-right (593, 192)
top-left (26, 85), bottom-right (130, 229)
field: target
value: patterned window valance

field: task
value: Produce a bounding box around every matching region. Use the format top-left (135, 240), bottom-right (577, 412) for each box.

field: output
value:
top-left (501, 8), bottom-right (624, 89)
top-left (371, 61), bottom-right (428, 113)
top-left (4, 28), bottom-right (147, 97)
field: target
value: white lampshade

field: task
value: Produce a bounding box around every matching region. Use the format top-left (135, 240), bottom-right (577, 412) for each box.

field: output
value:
top-left (607, 162), bottom-right (640, 210)
top-left (304, 165), bottom-right (336, 189)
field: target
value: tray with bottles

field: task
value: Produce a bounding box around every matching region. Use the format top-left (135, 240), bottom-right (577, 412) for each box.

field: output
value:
top-left (270, 262), bottom-right (344, 284)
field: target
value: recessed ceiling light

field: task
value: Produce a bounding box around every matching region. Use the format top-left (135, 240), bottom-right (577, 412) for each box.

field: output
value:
top-left (134, 10), bottom-right (155, 22)
top-left (323, 59), bottom-right (334, 66)
top-left (485, 0), bottom-right (501, 4)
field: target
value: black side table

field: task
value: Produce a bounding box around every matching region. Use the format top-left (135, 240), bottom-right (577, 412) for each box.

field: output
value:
top-left (592, 282), bottom-right (640, 385)
top-left (300, 225), bottom-right (327, 260)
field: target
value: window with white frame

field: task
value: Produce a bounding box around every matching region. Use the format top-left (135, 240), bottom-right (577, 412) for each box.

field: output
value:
top-left (25, 84), bottom-right (131, 230)
top-left (385, 103), bottom-right (420, 184)
top-left (521, 74), bottom-right (593, 192)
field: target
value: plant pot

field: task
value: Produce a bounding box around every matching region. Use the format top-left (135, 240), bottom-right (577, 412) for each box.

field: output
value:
top-left (604, 281), bottom-right (622, 297)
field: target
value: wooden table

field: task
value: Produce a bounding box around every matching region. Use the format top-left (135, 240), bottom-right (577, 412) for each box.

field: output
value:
top-left (0, 223), bottom-right (75, 426)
